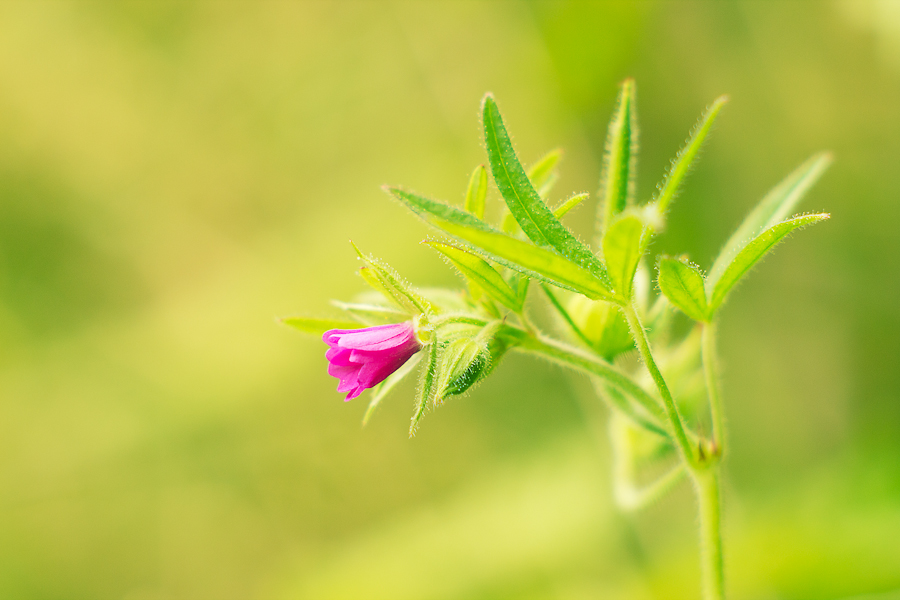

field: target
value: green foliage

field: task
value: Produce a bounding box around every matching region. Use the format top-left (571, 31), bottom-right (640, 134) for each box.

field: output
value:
top-left (707, 213), bottom-right (830, 312)
top-left (527, 148), bottom-right (563, 199)
top-left (707, 153), bottom-right (831, 289)
top-left (387, 187), bottom-right (615, 300)
top-left (464, 164), bottom-right (488, 219)
top-left (425, 241), bottom-right (522, 312)
top-left (553, 192), bottom-right (588, 219)
top-left (657, 256), bottom-right (710, 322)
top-left (303, 81), bottom-right (833, 599)
top-left (654, 96), bottom-right (729, 214)
top-left (602, 213), bottom-right (646, 299)
top-left (410, 337), bottom-right (440, 437)
top-left (482, 95), bottom-right (611, 284)
top-left (598, 79), bottom-right (638, 235)
top-left (353, 242), bottom-right (435, 315)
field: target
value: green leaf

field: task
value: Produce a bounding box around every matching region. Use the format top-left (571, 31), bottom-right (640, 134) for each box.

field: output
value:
top-left (464, 165), bottom-right (488, 219)
top-left (598, 79), bottom-right (638, 236)
top-left (387, 186), bottom-right (492, 231)
top-left (363, 353), bottom-right (421, 426)
top-left (657, 256), bottom-right (709, 323)
top-left (655, 95), bottom-right (729, 214)
top-left (707, 153), bottom-right (831, 290)
top-left (352, 242), bottom-right (435, 315)
top-left (499, 161), bottom-right (573, 237)
top-left (280, 316), bottom-right (362, 336)
top-left (553, 192), bottom-right (588, 220)
top-left (602, 214), bottom-right (645, 299)
top-left (527, 148), bottom-right (563, 198)
top-left (410, 340), bottom-right (439, 437)
top-left (482, 94), bottom-right (611, 284)
top-left (386, 187), bottom-right (615, 301)
top-left (708, 213), bottom-right (830, 313)
top-left (425, 241), bottom-right (522, 312)
top-left (437, 220), bottom-right (616, 301)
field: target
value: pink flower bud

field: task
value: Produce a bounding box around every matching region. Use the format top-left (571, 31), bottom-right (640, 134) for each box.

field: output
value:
top-left (323, 322), bottom-right (422, 401)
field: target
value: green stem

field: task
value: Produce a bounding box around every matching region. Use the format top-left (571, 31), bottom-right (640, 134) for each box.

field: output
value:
top-left (692, 469), bottom-right (724, 600)
top-left (702, 321), bottom-right (725, 456)
top-left (622, 301), bottom-right (697, 466)
top-left (512, 331), bottom-right (666, 430)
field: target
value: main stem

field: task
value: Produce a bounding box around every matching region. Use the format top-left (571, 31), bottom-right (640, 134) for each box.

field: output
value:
top-left (693, 469), bottom-right (724, 600)
top-left (624, 301), bottom-right (725, 599)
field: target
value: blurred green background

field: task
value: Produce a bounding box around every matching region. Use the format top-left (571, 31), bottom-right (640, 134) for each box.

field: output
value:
top-left (0, 1), bottom-right (898, 598)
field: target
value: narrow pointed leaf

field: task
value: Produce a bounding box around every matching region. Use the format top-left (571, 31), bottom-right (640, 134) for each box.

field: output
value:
top-left (438, 220), bottom-right (616, 301)
top-left (425, 241), bottom-right (522, 311)
top-left (708, 153), bottom-right (831, 290)
top-left (598, 79), bottom-right (638, 238)
top-left (482, 95), bottom-right (610, 283)
top-left (655, 95), bottom-right (729, 214)
top-left (410, 340), bottom-right (439, 437)
top-left (527, 148), bottom-right (563, 198)
top-left (657, 256), bottom-right (709, 322)
top-left (280, 316), bottom-right (362, 336)
top-left (352, 242), bottom-right (435, 315)
top-left (386, 187), bottom-right (615, 300)
top-left (602, 214), bottom-right (645, 299)
top-left (464, 165), bottom-right (488, 219)
top-left (709, 213), bottom-right (830, 313)
top-left (363, 353), bottom-right (421, 426)
top-left (553, 192), bottom-right (588, 220)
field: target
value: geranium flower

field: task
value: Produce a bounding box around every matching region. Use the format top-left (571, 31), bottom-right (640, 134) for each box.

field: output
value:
top-left (323, 322), bottom-right (422, 400)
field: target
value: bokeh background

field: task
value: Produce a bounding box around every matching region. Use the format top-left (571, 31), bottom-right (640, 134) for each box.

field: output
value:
top-left (0, 1), bottom-right (898, 598)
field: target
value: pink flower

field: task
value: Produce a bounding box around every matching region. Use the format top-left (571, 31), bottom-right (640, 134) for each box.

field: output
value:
top-left (323, 322), bottom-right (422, 400)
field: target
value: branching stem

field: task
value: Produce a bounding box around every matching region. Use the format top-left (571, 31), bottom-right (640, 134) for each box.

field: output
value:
top-left (622, 301), bottom-right (697, 466)
top-left (702, 320), bottom-right (725, 456)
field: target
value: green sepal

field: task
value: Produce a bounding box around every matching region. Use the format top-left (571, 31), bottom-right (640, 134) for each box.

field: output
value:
top-left (279, 316), bottom-right (363, 336)
top-left (352, 242), bottom-right (435, 315)
top-left (707, 213), bottom-right (830, 313)
top-left (602, 213), bottom-right (646, 299)
top-left (433, 320), bottom-right (501, 403)
top-left (385, 187), bottom-right (615, 301)
top-left (464, 165), bottom-right (488, 219)
top-left (656, 256), bottom-right (710, 323)
top-left (598, 78), bottom-right (639, 236)
top-left (654, 95), bottom-right (729, 214)
top-left (707, 153), bottom-right (831, 290)
top-left (481, 94), bottom-right (611, 284)
top-left (410, 339), bottom-right (439, 437)
top-left (362, 353), bottom-right (422, 426)
top-left (425, 240), bottom-right (522, 312)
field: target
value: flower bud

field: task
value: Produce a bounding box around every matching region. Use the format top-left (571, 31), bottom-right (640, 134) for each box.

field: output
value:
top-left (566, 295), bottom-right (634, 360)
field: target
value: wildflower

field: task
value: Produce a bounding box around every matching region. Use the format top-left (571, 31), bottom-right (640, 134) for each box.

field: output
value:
top-left (323, 322), bottom-right (422, 400)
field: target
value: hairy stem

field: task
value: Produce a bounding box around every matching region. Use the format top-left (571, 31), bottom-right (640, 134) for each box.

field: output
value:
top-left (512, 331), bottom-right (666, 429)
top-left (693, 469), bottom-right (725, 600)
top-left (622, 301), bottom-right (696, 465)
top-left (702, 321), bottom-right (725, 455)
